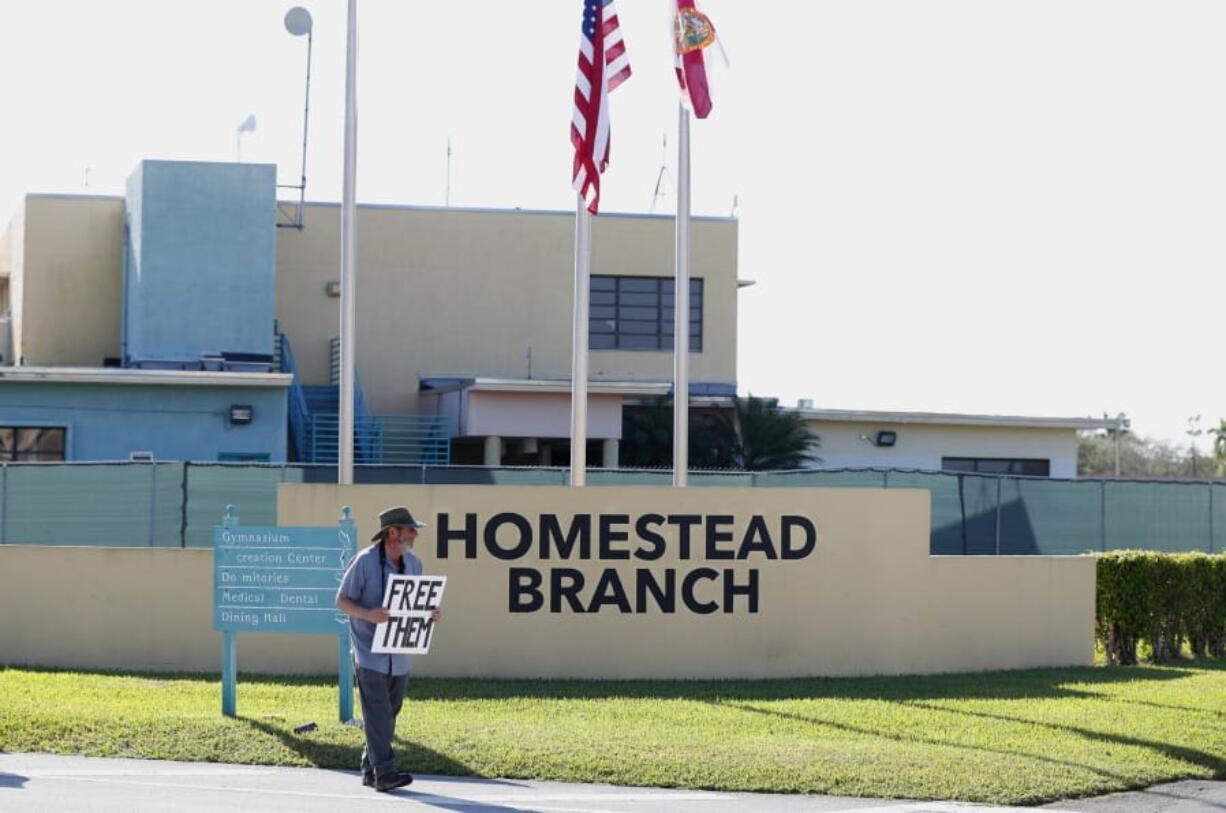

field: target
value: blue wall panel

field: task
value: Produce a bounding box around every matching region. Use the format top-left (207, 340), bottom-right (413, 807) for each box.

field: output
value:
top-left (0, 381), bottom-right (287, 462)
top-left (124, 160), bottom-right (276, 364)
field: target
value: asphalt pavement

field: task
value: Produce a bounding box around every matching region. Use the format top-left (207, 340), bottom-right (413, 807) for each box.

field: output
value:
top-left (1, 753), bottom-right (1223, 813)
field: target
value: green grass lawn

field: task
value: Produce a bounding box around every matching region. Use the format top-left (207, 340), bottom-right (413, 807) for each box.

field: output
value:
top-left (1, 662), bottom-right (1224, 804)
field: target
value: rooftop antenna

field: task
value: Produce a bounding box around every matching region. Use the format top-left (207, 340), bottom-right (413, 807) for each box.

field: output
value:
top-left (649, 132), bottom-right (671, 213)
top-left (729, 193), bottom-right (739, 219)
top-left (445, 136), bottom-right (452, 207)
top-left (236, 114), bottom-right (257, 162)
top-left (83, 166), bottom-right (92, 188)
top-left (278, 6), bottom-right (314, 230)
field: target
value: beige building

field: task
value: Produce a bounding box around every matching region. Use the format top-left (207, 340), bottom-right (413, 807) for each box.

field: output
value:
top-left (1, 192), bottom-right (739, 466)
top-left (276, 203), bottom-right (738, 465)
top-left (0, 194), bottom-right (124, 368)
top-left (799, 407), bottom-right (1116, 479)
top-left (1, 182), bottom-right (1115, 474)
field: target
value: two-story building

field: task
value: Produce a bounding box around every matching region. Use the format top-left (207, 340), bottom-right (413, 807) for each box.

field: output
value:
top-left (0, 159), bottom-right (738, 465)
top-left (0, 158), bottom-right (1116, 474)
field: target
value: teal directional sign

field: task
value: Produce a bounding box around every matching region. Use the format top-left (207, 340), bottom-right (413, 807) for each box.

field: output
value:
top-left (213, 506), bottom-right (357, 722)
top-left (213, 524), bottom-right (355, 635)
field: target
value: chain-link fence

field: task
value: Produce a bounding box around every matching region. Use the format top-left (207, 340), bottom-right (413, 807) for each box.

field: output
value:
top-left (0, 462), bottom-right (1219, 554)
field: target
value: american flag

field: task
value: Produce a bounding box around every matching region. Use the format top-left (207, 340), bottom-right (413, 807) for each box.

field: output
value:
top-left (572, 0), bottom-right (631, 215)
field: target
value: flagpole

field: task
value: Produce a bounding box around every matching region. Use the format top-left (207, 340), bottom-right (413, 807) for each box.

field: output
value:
top-left (570, 193), bottom-right (592, 486)
top-left (673, 101), bottom-right (691, 487)
top-left (338, 0), bottom-right (358, 486)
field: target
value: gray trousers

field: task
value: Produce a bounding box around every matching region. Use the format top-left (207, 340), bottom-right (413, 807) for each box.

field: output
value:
top-left (355, 667), bottom-right (409, 779)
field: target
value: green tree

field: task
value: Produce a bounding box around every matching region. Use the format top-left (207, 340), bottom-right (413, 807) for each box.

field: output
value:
top-left (619, 396), bottom-right (738, 469)
top-left (619, 397), bottom-right (674, 468)
top-left (1209, 419), bottom-right (1226, 477)
top-left (620, 395), bottom-right (818, 471)
top-left (724, 396), bottom-right (819, 471)
top-left (1078, 430), bottom-right (1203, 479)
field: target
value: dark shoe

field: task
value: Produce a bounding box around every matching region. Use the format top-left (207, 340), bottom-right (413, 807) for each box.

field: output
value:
top-left (374, 771), bottom-right (413, 792)
top-left (362, 773), bottom-right (375, 787)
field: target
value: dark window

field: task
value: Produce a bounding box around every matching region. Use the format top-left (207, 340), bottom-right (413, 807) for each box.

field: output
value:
top-left (0, 427), bottom-right (66, 461)
top-left (590, 275), bottom-right (703, 351)
top-left (942, 457), bottom-right (1051, 477)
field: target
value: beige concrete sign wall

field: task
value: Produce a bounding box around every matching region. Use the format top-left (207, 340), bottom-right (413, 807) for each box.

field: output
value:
top-left (0, 486), bottom-right (1094, 677)
top-left (0, 546), bottom-right (339, 673)
top-left (281, 485), bottom-right (1096, 679)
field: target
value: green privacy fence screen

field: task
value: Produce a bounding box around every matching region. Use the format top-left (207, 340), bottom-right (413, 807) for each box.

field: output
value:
top-left (0, 463), bottom-right (1218, 554)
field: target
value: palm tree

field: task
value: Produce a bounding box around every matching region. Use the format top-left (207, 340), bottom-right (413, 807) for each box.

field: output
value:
top-left (1209, 418), bottom-right (1226, 477)
top-left (619, 396), bottom-right (738, 468)
top-left (620, 395), bottom-right (818, 471)
top-left (726, 396), bottom-right (819, 471)
top-left (619, 396), bottom-right (675, 468)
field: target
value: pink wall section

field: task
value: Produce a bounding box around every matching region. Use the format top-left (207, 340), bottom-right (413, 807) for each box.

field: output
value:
top-left (464, 390), bottom-right (622, 439)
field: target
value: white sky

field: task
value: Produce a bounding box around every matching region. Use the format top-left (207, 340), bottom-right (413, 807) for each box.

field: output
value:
top-left (1, 1), bottom-right (1222, 448)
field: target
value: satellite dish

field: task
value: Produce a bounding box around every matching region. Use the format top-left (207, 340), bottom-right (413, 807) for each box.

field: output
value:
top-left (284, 7), bottom-right (313, 37)
top-left (237, 114), bottom-right (257, 134)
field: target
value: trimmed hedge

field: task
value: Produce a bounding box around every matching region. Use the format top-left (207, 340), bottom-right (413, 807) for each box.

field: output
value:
top-left (1096, 551), bottom-right (1226, 665)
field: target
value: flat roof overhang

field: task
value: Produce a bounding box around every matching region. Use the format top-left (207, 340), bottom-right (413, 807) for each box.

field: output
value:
top-left (796, 407), bottom-right (1117, 432)
top-left (0, 367), bottom-right (292, 388)
top-left (420, 376), bottom-right (673, 397)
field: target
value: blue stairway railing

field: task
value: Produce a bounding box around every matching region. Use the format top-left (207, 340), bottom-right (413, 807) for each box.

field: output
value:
top-left (275, 327), bottom-right (311, 461)
top-left (309, 414), bottom-right (451, 465)
top-left (276, 331), bottom-right (450, 464)
top-left (329, 337), bottom-right (377, 461)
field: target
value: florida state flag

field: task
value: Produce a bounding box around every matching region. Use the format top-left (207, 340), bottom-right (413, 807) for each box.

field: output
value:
top-left (673, 0), bottom-right (715, 118)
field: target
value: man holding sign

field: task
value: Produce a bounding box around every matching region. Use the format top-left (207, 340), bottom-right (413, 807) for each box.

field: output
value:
top-left (336, 506), bottom-right (443, 792)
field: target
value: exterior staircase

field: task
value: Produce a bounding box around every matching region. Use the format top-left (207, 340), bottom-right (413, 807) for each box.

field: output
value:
top-left (275, 328), bottom-right (449, 465)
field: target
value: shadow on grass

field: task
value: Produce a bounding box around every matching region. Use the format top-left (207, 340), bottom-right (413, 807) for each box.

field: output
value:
top-left (703, 698), bottom-right (1225, 805)
top-left (706, 696), bottom-right (1138, 799)
top-left (5, 660), bottom-right (1224, 804)
top-left (8, 660), bottom-right (1221, 705)
top-left (1109, 696), bottom-right (1226, 718)
top-left (901, 699), bottom-right (1226, 778)
top-left (390, 659), bottom-right (1221, 805)
top-left (238, 716), bottom-right (474, 776)
top-left (683, 662), bottom-right (1226, 804)
top-left (401, 661), bottom-right (1214, 704)
top-left (6, 660), bottom-right (1219, 714)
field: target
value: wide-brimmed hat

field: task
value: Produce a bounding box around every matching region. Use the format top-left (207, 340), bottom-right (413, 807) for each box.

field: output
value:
top-left (371, 506), bottom-right (428, 542)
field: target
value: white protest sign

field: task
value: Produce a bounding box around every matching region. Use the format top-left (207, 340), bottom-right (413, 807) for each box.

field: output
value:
top-left (371, 574), bottom-right (447, 655)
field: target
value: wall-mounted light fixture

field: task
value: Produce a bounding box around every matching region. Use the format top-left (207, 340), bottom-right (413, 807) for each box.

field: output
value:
top-left (325, 280), bottom-right (341, 297)
top-left (859, 430), bottom-right (898, 448)
top-left (228, 404), bottom-right (254, 425)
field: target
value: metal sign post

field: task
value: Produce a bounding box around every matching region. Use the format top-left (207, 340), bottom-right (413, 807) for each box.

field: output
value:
top-left (214, 505), bottom-right (357, 722)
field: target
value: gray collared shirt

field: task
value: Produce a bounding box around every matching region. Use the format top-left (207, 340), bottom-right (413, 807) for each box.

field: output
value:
top-left (337, 542), bottom-right (423, 676)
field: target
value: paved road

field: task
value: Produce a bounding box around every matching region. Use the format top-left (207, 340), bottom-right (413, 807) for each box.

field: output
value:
top-left (1045, 781), bottom-right (1226, 813)
top-left (1, 753), bottom-right (1223, 813)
